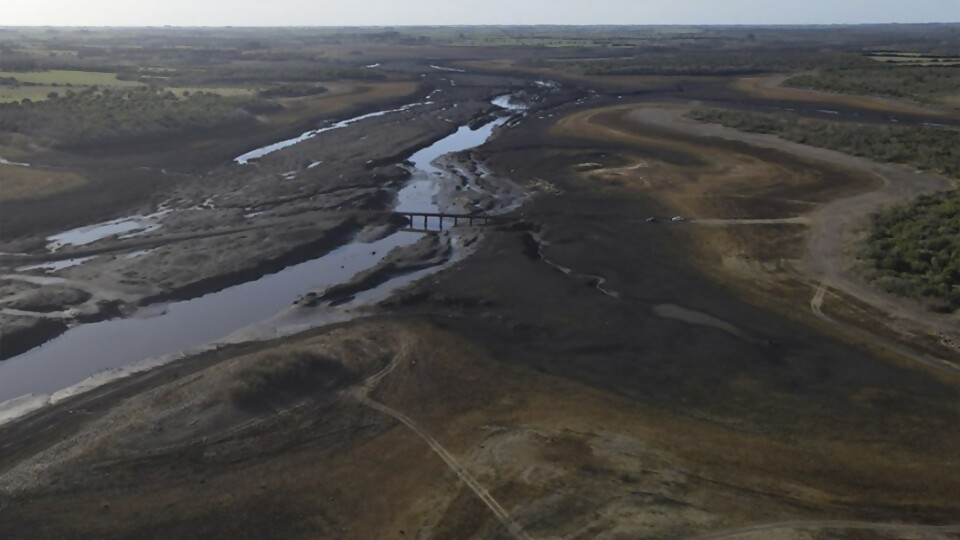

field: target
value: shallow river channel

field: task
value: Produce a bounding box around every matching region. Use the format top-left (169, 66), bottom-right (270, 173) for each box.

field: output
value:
top-left (0, 94), bottom-right (527, 405)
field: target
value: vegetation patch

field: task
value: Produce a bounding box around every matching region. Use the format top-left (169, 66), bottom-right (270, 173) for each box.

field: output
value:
top-left (258, 83), bottom-right (329, 99)
top-left (229, 350), bottom-right (357, 408)
top-left (785, 66), bottom-right (960, 106)
top-left (0, 69), bottom-right (144, 87)
top-left (548, 51), bottom-right (862, 77)
top-left (0, 86), bottom-right (263, 147)
top-left (866, 51), bottom-right (960, 67)
top-left (688, 107), bottom-right (960, 312)
top-left (171, 65), bottom-right (384, 86)
top-left (862, 190), bottom-right (960, 312)
top-left (687, 107), bottom-right (960, 177)
top-left (0, 70), bottom-right (144, 103)
top-left (0, 165), bottom-right (87, 201)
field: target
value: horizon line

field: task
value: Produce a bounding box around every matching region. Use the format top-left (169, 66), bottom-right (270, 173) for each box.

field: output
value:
top-left (3, 22), bottom-right (960, 29)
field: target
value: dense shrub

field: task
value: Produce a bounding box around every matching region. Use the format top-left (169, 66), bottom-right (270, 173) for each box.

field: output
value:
top-left (258, 84), bottom-right (329, 99)
top-left (528, 51), bottom-right (865, 77)
top-left (863, 190), bottom-right (960, 312)
top-left (785, 65), bottom-right (960, 105)
top-left (688, 107), bottom-right (960, 177)
top-left (229, 350), bottom-right (356, 408)
top-left (688, 107), bottom-right (960, 312)
top-left (0, 86), bottom-right (262, 146)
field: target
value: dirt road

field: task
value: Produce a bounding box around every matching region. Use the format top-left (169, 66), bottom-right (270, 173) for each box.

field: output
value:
top-left (352, 352), bottom-right (534, 540)
top-left (690, 519), bottom-right (960, 540)
top-left (622, 104), bottom-right (960, 366)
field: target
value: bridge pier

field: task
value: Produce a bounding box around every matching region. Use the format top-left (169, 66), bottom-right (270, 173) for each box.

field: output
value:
top-left (396, 211), bottom-right (505, 231)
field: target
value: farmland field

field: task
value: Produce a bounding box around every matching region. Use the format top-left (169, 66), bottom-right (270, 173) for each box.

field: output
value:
top-left (0, 70), bottom-right (144, 87)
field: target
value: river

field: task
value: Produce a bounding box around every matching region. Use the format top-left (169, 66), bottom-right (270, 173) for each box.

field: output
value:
top-left (0, 93), bottom-right (528, 406)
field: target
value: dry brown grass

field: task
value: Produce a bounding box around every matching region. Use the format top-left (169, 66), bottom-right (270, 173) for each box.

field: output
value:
top-left (263, 81), bottom-right (419, 128)
top-left (552, 106), bottom-right (870, 218)
top-left (734, 75), bottom-right (960, 119)
top-left (548, 104), bottom-right (878, 323)
top-left (2, 319), bottom-right (958, 539)
top-left (459, 58), bottom-right (718, 91)
top-left (0, 165), bottom-right (87, 202)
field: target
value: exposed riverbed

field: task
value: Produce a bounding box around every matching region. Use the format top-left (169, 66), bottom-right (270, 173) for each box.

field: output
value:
top-left (0, 92), bottom-right (531, 407)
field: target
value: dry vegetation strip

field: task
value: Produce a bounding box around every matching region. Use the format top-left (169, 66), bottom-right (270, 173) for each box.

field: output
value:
top-left (267, 82), bottom-right (419, 125)
top-left (264, 81), bottom-right (420, 127)
top-left (785, 66), bottom-right (960, 108)
top-left (684, 106), bottom-right (960, 314)
top-left (0, 165), bottom-right (87, 202)
top-left (733, 75), bottom-right (958, 118)
top-left (687, 107), bottom-right (960, 177)
top-left (457, 59), bottom-right (714, 92)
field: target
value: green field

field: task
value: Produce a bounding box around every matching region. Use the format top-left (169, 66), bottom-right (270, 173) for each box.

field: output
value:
top-left (0, 70), bottom-right (146, 103)
top-left (170, 86), bottom-right (258, 98)
top-left (0, 86), bottom-right (62, 103)
top-left (0, 70), bottom-right (143, 86)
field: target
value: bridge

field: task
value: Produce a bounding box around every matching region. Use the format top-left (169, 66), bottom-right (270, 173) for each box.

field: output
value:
top-left (393, 211), bottom-right (511, 232)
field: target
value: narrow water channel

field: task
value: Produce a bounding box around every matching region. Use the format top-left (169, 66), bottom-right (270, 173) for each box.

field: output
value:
top-left (0, 94), bottom-right (526, 405)
top-left (234, 101), bottom-right (430, 164)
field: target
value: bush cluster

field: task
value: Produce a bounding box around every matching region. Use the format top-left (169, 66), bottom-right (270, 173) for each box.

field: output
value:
top-left (229, 350), bottom-right (355, 408)
top-left (785, 66), bottom-right (960, 105)
top-left (688, 107), bottom-right (960, 312)
top-left (0, 86), bottom-right (260, 146)
top-left (687, 107), bottom-right (960, 177)
top-left (529, 51), bottom-right (864, 77)
top-left (258, 84), bottom-right (329, 99)
top-left (864, 190), bottom-right (960, 312)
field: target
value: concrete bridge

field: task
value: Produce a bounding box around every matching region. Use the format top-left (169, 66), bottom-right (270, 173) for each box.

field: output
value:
top-left (393, 211), bottom-right (511, 232)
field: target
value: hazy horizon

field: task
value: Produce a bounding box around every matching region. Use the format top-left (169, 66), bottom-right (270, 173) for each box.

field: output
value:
top-left (5, 0), bottom-right (960, 27)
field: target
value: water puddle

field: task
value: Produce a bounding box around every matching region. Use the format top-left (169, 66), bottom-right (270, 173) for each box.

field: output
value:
top-left (1, 274), bottom-right (69, 287)
top-left (16, 256), bottom-right (97, 273)
top-left (234, 101), bottom-right (430, 164)
top-left (0, 156), bottom-right (30, 167)
top-left (430, 65), bottom-right (466, 73)
top-left (122, 249), bottom-right (154, 261)
top-left (46, 211), bottom-right (169, 251)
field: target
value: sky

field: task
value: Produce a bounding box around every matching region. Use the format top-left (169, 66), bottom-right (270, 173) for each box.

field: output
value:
top-left (3, 0), bottom-right (960, 27)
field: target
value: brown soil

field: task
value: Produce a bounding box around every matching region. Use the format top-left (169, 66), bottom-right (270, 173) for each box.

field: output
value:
top-left (545, 101), bottom-right (959, 370)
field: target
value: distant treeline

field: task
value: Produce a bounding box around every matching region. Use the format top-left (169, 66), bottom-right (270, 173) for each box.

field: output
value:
top-left (687, 107), bottom-right (960, 177)
top-left (0, 86), bottom-right (261, 147)
top-left (527, 51), bottom-right (867, 77)
top-left (169, 65), bottom-right (385, 86)
top-left (785, 66), bottom-right (960, 105)
top-left (258, 84), bottom-right (329, 99)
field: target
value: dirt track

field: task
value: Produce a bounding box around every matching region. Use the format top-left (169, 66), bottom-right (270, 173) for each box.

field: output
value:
top-left (690, 519), bottom-right (960, 540)
top-left (617, 104), bottom-right (960, 367)
top-left (350, 339), bottom-right (533, 539)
